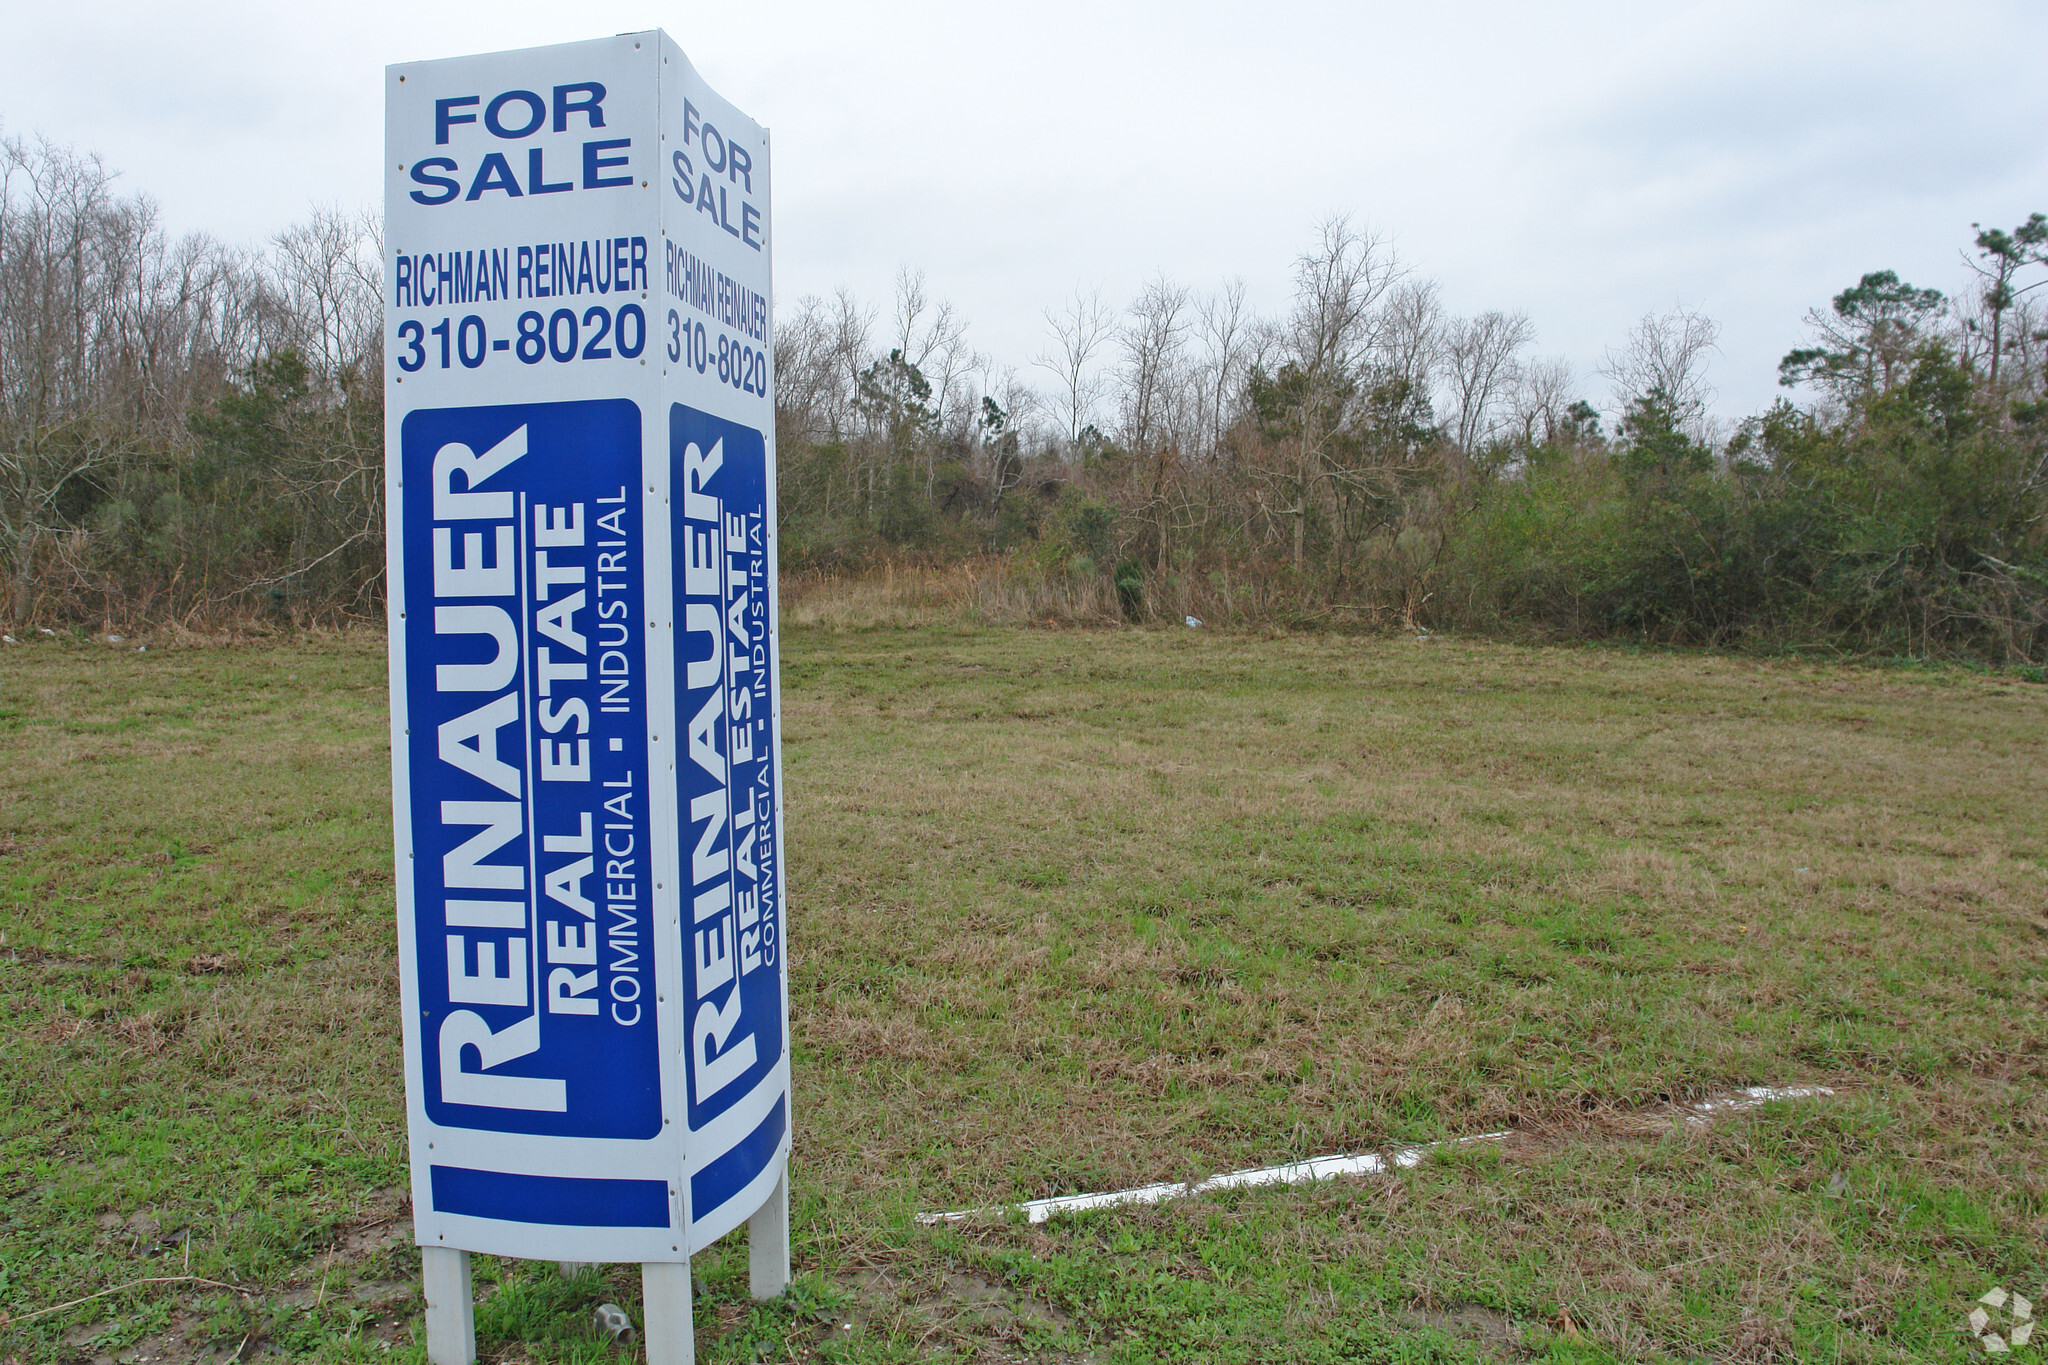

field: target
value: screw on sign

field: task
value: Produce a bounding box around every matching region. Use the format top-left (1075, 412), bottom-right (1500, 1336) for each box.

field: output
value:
top-left (1970, 1287), bottom-right (2035, 1354)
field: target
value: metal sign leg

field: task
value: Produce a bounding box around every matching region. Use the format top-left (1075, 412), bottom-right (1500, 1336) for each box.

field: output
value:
top-left (421, 1247), bottom-right (476, 1365)
top-left (642, 1260), bottom-right (696, 1365)
top-left (749, 1168), bottom-right (790, 1299)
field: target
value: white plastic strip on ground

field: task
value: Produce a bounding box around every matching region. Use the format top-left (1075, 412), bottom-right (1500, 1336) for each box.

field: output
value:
top-left (918, 1085), bottom-right (1834, 1226)
top-left (1681, 1085), bottom-right (1833, 1123)
top-left (918, 1133), bottom-right (1512, 1226)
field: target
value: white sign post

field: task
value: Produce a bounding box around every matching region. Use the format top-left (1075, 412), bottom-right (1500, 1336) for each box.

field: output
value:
top-left (383, 32), bottom-right (789, 1365)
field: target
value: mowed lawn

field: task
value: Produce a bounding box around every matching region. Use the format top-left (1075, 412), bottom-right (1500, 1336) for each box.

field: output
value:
top-left (2, 626), bottom-right (2045, 1364)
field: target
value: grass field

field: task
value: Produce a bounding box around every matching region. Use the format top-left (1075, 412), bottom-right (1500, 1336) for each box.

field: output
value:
top-left (2, 622), bottom-right (2045, 1364)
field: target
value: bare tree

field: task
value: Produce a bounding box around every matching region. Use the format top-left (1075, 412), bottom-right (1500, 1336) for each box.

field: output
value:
top-left (1286, 216), bottom-right (1396, 391)
top-left (117, 229), bottom-right (260, 425)
top-left (1, 135), bottom-right (116, 620)
top-left (826, 287), bottom-right (877, 430)
top-left (247, 207), bottom-right (386, 603)
top-left (772, 293), bottom-right (837, 445)
top-left (1602, 305), bottom-right (1719, 431)
top-left (1193, 277), bottom-right (1251, 458)
top-left (774, 289), bottom-right (879, 519)
top-left (1036, 287), bottom-right (1112, 450)
top-left (1376, 279), bottom-right (1443, 407)
top-left (1117, 275), bottom-right (1191, 456)
top-left (269, 205), bottom-right (382, 385)
top-left (891, 267), bottom-right (969, 427)
top-left (1271, 216), bottom-right (1400, 568)
top-left (1442, 310), bottom-right (1534, 452)
top-left (976, 362), bottom-right (1036, 517)
top-left (1509, 356), bottom-right (1580, 448)
top-left (774, 290), bottom-right (873, 439)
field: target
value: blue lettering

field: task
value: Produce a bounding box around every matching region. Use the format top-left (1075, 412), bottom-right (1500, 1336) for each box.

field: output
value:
top-left (484, 90), bottom-right (546, 139)
top-left (528, 147), bottom-right (572, 195)
top-left (434, 96), bottom-right (479, 145)
top-left (467, 153), bottom-right (524, 201)
top-left (409, 158), bottom-right (461, 206)
top-left (583, 139), bottom-right (632, 190)
top-left (552, 82), bottom-right (606, 132)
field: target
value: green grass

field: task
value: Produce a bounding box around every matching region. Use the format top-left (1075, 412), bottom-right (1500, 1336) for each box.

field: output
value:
top-left (2, 625), bottom-right (2045, 1363)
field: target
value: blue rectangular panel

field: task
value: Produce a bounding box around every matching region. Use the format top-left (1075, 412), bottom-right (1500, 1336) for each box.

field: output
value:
top-left (669, 403), bottom-right (786, 1135)
top-left (690, 1095), bottom-right (786, 1220)
top-left (430, 1165), bottom-right (671, 1227)
top-left (400, 400), bottom-right (661, 1140)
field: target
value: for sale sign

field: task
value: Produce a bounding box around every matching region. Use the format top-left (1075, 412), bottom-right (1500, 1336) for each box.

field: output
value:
top-left (384, 32), bottom-right (787, 1265)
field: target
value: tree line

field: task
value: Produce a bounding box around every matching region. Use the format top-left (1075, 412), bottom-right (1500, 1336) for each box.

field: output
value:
top-left (1, 133), bottom-right (382, 628)
top-left (5, 129), bottom-right (2045, 662)
top-left (777, 217), bottom-right (2048, 663)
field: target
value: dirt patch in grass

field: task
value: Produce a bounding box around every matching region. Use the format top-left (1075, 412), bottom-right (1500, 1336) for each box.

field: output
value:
top-left (1396, 1302), bottom-right (1523, 1358)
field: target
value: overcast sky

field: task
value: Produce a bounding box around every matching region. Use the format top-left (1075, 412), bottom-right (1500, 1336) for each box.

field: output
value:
top-left (3, 0), bottom-right (2043, 421)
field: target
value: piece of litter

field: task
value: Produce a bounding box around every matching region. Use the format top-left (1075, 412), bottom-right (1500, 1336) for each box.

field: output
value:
top-left (39, 627), bottom-right (54, 635)
top-left (592, 1302), bottom-right (635, 1342)
top-left (921, 1132), bottom-right (1509, 1225)
top-left (1682, 1085), bottom-right (1833, 1126)
top-left (1795, 867), bottom-right (1811, 874)
top-left (2, 635), bottom-right (14, 644)
top-left (1184, 615), bottom-right (1203, 628)
top-left (919, 1083), bottom-right (1841, 1225)
top-left (106, 634), bottom-right (124, 644)
top-left (1983, 1289), bottom-right (2010, 1310)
